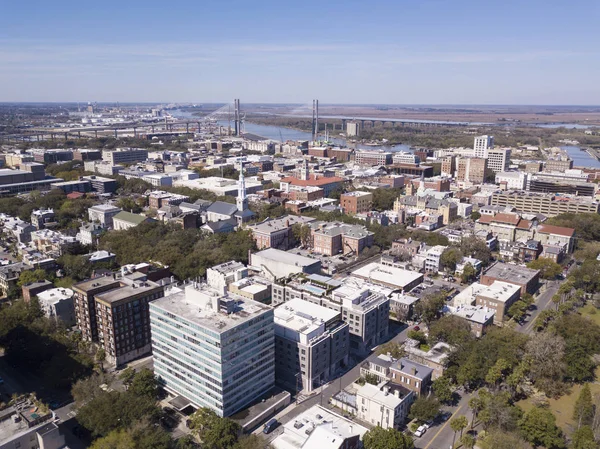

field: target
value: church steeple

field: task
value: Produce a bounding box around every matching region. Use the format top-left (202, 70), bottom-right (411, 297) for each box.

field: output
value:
top-left (237, 160), bottom-right (247, 212)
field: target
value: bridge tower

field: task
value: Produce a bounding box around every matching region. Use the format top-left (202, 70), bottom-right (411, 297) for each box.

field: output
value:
top-left (234, 99), bottom-right (241, 137)
top-left (312, 99), bottom-right (319, 142)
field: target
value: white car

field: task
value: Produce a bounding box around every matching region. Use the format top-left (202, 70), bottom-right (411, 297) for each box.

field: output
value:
top-left (414, 425), bottom-right (427, 437)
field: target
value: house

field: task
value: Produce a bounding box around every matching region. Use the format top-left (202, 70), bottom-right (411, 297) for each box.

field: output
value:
top-left (403, 339), bottom-right (451, 380)
top-left (390, 358), bottom-right (433, 396)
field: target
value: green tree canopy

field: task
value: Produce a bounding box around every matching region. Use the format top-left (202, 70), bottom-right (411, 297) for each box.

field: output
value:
top-left (573, 384), bottom-right (594, 428)
top-left (518, 406), bottom-right (566, 449)
top-left (362, 426), bottom-right (414, 449)
top-left (527, 258), bottom-right (563, 280)
top-left (408, 396), bottom-right (440, 422)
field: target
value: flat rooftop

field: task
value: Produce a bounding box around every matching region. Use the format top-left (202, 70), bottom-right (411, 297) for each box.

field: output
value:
top-left (73, 275), bottom-right (121, 293)
top-left (275, 298), bottom-right (339, 334)
top-left (150, 283), bottom-right (272, 334)
top-left (483, 262), bottom-right (539, 284)
top-left (95, 280), bottom-right (160, 305)
top-left (449, 304), bottom-right (495, 324)
top-left (209, 260), bottom-right (246, 274)
top-left (253, 248), bottom-right (320, 268)
top-left (352, 262), bottom-right (423, 289)
top-left (272, 404), bottom-right (367, 449)
top-left (478, 281), bottom-right (521, 302)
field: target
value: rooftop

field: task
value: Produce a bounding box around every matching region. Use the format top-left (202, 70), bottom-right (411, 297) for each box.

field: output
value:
top-left (252, 248), bottom-right (320, 268)
top-left (356, 382), bottom-right (409, 408)
top-left (95, 279), bottom-right (161, 305)
top-left (483, 262), bottom-right (540, 284)
top-left (537, 224), bottom-right (575, 237)
top-left (89, 203), bottom-right (121, 212)
top-left (72, 275), bottom-right (121, 293)
top-left (272, 405), bottom-right (367, 449)
top-left (448, 304), bottom-right (495, 324)
top-left (37, 288), bottom-right (73, 304)
top-left (275, 298), bottom-right (340, 337)
top-left (150, 283), bottom-right (272, 333)
top-left (392, 358), bottom-right (434, 380)
top-left (248, 215), bottom-right (315, 234)
top-left (113, 211), bottom-right (149, 225)
top-left (209, 260), bottom-right (246, 274)
top-left (351, 262), bottom-right (423, 289)
top-left (477, 281), bottom-right (521, 303)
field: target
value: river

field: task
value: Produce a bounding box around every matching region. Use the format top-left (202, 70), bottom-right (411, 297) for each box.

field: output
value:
top-left (169, 109), bottom-right (412, 152)
top-left (561, 146), bottom-right (600, 168)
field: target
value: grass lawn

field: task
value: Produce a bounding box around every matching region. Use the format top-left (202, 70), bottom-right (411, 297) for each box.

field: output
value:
top-left (517, 368), bottom-right (600, 435)
top-left (580, 303), bottom-right (600, 326)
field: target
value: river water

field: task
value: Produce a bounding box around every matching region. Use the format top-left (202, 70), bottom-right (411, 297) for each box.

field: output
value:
top-left (169, 109), bottom-right (412, 152)
top-left (561, 146), bottom-right (600, 168)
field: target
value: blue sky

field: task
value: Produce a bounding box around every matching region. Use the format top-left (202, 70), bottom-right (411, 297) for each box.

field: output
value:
top-left (2, 0), bottom-right (599, 104)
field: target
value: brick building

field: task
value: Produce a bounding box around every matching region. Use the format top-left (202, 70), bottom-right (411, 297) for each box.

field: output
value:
top-left (340, 191), bottom-right (373, 214)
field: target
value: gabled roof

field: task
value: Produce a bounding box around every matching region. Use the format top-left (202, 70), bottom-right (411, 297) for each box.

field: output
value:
top-left (207, 201), bottom-right (238, 216)
top-left (537, 224), bottom-right (575, 237)
top-left (202, 218), bottom-right (237, 233)
top-left (234, 209), bottom-right (255, 218)
top-left (113, 211), bottom-right (151, 225)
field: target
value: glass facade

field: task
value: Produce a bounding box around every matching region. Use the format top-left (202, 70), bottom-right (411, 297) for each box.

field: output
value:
top-left (150, 303), bottom-right (275, 417)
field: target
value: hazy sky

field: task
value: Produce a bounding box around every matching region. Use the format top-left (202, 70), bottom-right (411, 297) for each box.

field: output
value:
top-left (2, 0), bottom-right (599, 104)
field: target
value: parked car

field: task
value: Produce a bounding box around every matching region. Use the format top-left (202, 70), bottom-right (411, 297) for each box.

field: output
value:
top-left (414, 425), bottom-right (427, 437)
top-left (263, 418), bottom-right (278, 434)
top-left (413, 325), bottom-right (420, 331)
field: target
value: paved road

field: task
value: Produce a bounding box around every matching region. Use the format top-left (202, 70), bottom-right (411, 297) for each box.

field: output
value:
top-left (415, 391), bottom-right (475, 449)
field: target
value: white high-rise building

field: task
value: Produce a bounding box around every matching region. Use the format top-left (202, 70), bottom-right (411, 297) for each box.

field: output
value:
top-left (474, 135), bottom-right (494, 158)
top-left (150, 284), bottom-right (275, 417)
top-left (487, 148), bottom-right (511, 173)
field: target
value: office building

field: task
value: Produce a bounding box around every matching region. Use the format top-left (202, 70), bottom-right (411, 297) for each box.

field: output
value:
top-left (392, 152), bottom-right (420, 165)
top-left (457, 157), bottom-right (488, 184)
top-left (150, 283), bottom-right (275, 417)
top-left (440, 156), bottom-right (456, 177)
top-left (102, 148), bottom-right (149, 165)
top-left (340, 191), bottom-right (373, 214)
top-left (355, 151), bottom-right (393, 166)
top-left (81, 175), bottom-right (118, 194)
top-left (495, 171), bottom-right (528, 190)
top-left (487, 148), bottom-right (511, 173)
top-left (274, 298), bottom-right (349, 392)
top-left (544, 158), bottom-right (573, 173)
top-left (346, 121), bottom-right (361, 137)
top-left (474, 135), bottom-right (494, 158)
top-left (51, 180), bottom-right (91, 194)
top-left (0, 165), bottom-right (58, 195)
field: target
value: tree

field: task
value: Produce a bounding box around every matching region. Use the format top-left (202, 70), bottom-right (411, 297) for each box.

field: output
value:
top-left (450, 415), bottom-right (468, 447)
top-left (461, 263), bottom-right (477, 284)
top-left (72, 373), bottom-right (110, 407)
top-left (470, 211), bottom-right (481, 221)
top-left (432, 376), bottom-right (454, 404)
top-left (234, 434), bottom-right (272, 449)
top-left (292, 223), bottom-right (312, 248)
top-left (507, 300), bottom-right (528, 322)
top-left (119, 367), bottom-right (136, 390)
top-left (89, 429), bottom-right (136, 449)
top-left (478, 429), bottom-right (530, 449)
top-left (428, 315), bottom-right (473, 346)
top-left (414, 291), bottom-right (446, 324)
top-left (375, 341), bottom-right (405, 359)
top-left (17, 269), bottom-right (49, 287)
top-left (524, 332), bottom-right (566, 396)
top-left (406, 329), bottom-right (428, 346)
top-left (468, 396), bottom-right (483, 430)
top-left (362, 426), bottom-right (414, 449)
top-left (188, 407), bottom-right (241, 449)
top-left (440, 247), bottom-right (463, 272)
top-left (408, 396), bottom-right (440, 423)
top-left (58, 254), bottom-right (92, 281)
top-left (527, 258), bottom-right (563, 280)
top-left (519, 406), bottom-right (566, 449)
top-left (176, 435), bottom-right (199, 449)
top-left (461, 433), bottom-right (476, 449)
top-left (570, 425), bottom-right (597, 449)
top-left (460, 235), bottom-right (492, 266)
top-left (485, 358), bottom-right (511, 389)
top-left (129, 368), bottom-right (158, 399)
top-left (574, 384), bottom-right (594, 429)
